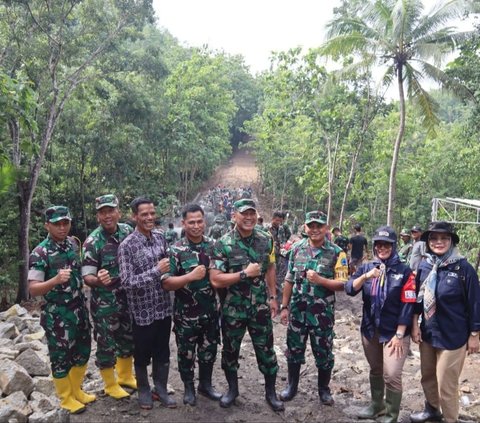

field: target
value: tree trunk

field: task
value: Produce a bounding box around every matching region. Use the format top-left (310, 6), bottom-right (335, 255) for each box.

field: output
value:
top-left (387, 66), bottom-right (406, 226)
top-left (16, 184), bottom-right (33, 303)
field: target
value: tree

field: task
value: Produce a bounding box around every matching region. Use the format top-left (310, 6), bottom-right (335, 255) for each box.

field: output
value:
top-left (1, 0), bottom-right (154, 302)
top-left (321, 0), bottom-right (472, 225)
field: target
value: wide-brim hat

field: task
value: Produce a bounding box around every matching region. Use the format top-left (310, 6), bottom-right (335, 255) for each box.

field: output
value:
top-left (421, 221), bottom-right (459, 244)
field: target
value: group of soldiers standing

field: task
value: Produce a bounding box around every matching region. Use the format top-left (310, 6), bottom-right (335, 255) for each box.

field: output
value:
top-left (28, 193), bottom-right (352, 415)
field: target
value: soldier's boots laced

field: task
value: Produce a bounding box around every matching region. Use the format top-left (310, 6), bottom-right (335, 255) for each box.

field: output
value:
top-left (264, 374), bottom-right (285, 412)
top-left (134, 365), bottom-right (153, 410)
top-left (183, 381), bottom-right (196, 406)
top-left (279, 363), bottom-right (301, 401)
top-left (318, 368), bottom-right (334, 406)
top-left (197, 363), bottom-right (222, 401)
top-left (220, 370), bottom-right (239, 408)
top-left (152, 361), bottom-right (177, 408)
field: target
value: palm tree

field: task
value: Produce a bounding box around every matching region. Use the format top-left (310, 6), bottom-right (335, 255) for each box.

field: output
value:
top-left (321, 0), bottom-right (473, 225)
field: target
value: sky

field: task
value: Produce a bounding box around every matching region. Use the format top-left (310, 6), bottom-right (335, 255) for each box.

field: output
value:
top-left (152, 0), bottom-right (345, 73)
top-left (151, 0), bottom-right (458, 74)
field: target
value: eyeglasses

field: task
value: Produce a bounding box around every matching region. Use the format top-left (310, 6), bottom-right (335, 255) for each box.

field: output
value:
top-left (428, 234), bottom-right (451, 243)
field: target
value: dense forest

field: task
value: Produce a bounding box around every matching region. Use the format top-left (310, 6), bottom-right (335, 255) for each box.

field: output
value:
top-left (1, 0), bottom-right (480, 303)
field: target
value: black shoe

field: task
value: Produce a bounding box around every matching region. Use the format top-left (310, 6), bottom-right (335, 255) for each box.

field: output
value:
top-left (318, 369), bottom-right (334, 406)
top-left (198, 363), bottom-right (222, 401)
top-left (219, 370), bottom-right (239, 408)
top-left (410, 401), bottom-right (442, 423)
top-left (264, 374), bottom-right (285, 412)
top-left (183, 381), bottom-right (196, 406)
top-left (279, 363), bottom-right (301, 402)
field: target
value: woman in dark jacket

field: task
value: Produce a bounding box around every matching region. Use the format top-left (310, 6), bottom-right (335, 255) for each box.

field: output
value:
top-left (345, 226), bottom-right (415, 423)
top-left (410, 221), bottom-right (480, 423)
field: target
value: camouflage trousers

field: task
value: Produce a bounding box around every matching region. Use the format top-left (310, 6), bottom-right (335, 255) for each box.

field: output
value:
top-left (221, 303), bottom-right (278, 376)
top-left (41, 298), bottom-right (91, 378)
top-left (275, 256), bottom-right (288, 302)
top-left (174, 314), bottom-right (219, 382)
top-left (286, 307), bottom-right (335, 371)
top-left (90, 290), bottom-right (134, 369)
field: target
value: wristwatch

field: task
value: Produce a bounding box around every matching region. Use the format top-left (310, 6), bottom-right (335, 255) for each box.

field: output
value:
top-left (239, 270), bottom-right (248, 281)
top-left (395, 332), bottom-right (404, 339)
top-left (470, 331), bottom-right (479, 337)
top-left (280, 304), bottom-right (289, 311)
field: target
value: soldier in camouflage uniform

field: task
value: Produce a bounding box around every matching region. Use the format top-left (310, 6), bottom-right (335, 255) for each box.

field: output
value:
top-left (163, 203), bottom-right (221, 406)
top-left (28, 206), bottom-right (94, 414)
top-left (267, 211), bottom-right (292, 303)
top-left (208, 214), bottom-right (227, 240)
top-left (165, 222), bottom-right (178, 245)
top-left (279, 211), bottom-right (348, 406)
top-left (210, 199), bottom-right (284, 412)
top-left (82, 194), bottom-right (136, 400)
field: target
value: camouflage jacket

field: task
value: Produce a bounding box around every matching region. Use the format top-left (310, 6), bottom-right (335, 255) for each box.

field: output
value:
top-left (267, 223), bottom-right (292, 257)
top-left (28, 235), bottom-right (84, 304)
top-left (211, 228), bottom-right (275, 312)
top-left (165, 229), bottom-right (178, 244)
top-left (285, 238), bottom-right (348, 324)
top-left (82, 223), bottom-right (133, 295)
top-left (208, 223), bottom-right (227, 240)
top-left (166, 236), bottom-right (217, 321)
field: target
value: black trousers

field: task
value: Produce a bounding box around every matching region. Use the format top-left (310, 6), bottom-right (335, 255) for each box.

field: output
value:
top-left (132, 316), bottom-right (172, 367)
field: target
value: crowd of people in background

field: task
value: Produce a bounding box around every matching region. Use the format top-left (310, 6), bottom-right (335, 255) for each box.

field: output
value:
top-left (28, 190), bottom-right (480, 423)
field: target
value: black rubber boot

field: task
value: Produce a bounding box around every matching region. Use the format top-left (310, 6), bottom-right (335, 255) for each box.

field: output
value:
top-left (183, 381), bottom-right (196, 406)
top-left (279, 363), bottom-right (301, 401)
top-left (219, 370), bottom-right (239, 408)
top-left (318, 368), bottom-right (334, 406)
top-left (264, 374), bottom-right (285, 412)
top-left (152, 361), bottom-right (177, 408)
top-left (198, 363), bottom-right (222, 401)
top-left (134, 365), bottom-right (153, 410)
top-left (410, 401), bottom-right (442, 422)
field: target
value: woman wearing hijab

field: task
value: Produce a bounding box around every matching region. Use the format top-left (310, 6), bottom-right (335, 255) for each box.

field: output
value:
top-left (410, 221), bottom-right (480, 423)
top-left (345, 226), bottom-right (416, 422)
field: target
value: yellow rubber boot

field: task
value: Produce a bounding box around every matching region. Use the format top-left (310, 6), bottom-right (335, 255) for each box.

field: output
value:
top-left (53, 376), bottom-right (86, 414)
top-left (116, 356), bottom-right (137, 390)
top-left (69, 364), bottom-right (96, 404)
top-left (100, 367), bottom-right (130, 399)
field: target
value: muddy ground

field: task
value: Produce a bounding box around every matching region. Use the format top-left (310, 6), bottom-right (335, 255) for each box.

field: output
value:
top-left (72, 148), bottom-right (480, 422)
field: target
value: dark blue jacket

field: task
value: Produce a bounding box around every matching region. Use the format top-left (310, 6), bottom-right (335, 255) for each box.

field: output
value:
top-left (414, 258), bottom-right (480, 350)
top-left (345, 261), bottom-right (415, 342)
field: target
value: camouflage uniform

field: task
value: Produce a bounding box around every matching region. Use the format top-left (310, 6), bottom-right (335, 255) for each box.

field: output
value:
top-left (82, 223), bottom-right (134, 369)
top-left (167, 236), bottom-right (219, 382)
top-left (285, 237), bottom-right (348, 370)
top-left (208, 216), bottom-right (227, 240)
top-left (267, 222), bottom-right (292, 301)
top-left (165, 228), bottom-right (178, 245)
top-left (29, 235), bottom-right (91, 378)
top-left (211, 228), bottom-right (278, 376)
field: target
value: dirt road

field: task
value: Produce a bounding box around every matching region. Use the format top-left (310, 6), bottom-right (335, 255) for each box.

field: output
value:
top-left (73, 149), bottom-right (480, 423)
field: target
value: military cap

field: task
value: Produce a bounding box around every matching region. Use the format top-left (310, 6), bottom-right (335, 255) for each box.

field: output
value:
top-left (234, 199), bottom-right (256, 213)
top-left (305, 210), bottom-right (327, 225)
top-left (95, 194), bottom-right (119, 210)
top-left (400, 228), bottom-right (410, 236)
top-left (45, 206), bottom-right (72, 223)
top-left (411, 225), bottom-right (422, 233)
